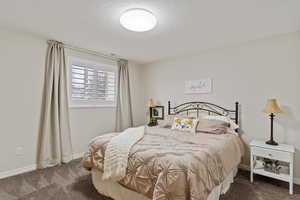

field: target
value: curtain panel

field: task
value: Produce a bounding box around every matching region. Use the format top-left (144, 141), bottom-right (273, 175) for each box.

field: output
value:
top-left (37, 40), bottom-right (73, 168)
top-left (115, 59), bottom-right (133, 131)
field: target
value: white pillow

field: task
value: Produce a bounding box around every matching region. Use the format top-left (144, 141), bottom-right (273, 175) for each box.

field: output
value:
top-left (171, 117), bottom-right (199, 134)
top-left (159, 115), bottom-right (179, 128)
top-left (202, 115), bottom-right (239, 130)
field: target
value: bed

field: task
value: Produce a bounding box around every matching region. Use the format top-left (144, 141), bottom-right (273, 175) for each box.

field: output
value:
top-left (83, 101), bottom-right (244, 200)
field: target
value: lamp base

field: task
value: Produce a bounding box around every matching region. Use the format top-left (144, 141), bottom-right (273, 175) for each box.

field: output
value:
top-left (266, 140), bottom-right (278, 146)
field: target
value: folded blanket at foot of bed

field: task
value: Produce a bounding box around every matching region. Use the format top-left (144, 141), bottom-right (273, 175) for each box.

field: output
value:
top-left (102, 126), bottom-right (145, 181)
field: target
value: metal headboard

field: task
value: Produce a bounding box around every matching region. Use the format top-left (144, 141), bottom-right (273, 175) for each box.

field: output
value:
top-left (168, 101), bottom-right (239, 125)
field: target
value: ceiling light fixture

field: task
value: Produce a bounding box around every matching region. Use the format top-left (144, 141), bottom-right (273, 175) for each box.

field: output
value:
top-left (120, 8), bottom-right (157, 32)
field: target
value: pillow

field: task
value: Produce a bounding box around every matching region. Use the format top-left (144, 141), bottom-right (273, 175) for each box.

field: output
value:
top-left (196, 119), bottom-right (229, 134)
top-left (159, 115), bottom-right (176, 128)
top-left (159, 115), bottom-right (194, 128)
top-left (171, 117), bottom-right (199, 133)
top-left (202, 115), bottom-right (239, 130)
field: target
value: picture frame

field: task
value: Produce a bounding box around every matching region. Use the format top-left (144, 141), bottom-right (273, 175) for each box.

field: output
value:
top-left (150, 106), bottom-right (164, 120)
top-left (185, 78), bottom-right (212, 94)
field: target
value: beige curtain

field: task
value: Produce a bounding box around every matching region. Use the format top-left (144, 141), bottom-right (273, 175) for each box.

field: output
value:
top-left (37, 40), bottom-right (73, 168)
top-left (115, 59), bottom-right (133, 131)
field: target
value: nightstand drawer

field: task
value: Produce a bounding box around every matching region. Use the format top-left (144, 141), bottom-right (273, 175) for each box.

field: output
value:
top-left (252, 147), bottom-right (291, 162)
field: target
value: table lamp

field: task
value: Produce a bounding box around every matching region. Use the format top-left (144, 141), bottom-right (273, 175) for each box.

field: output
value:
top-left (148, 99), bottom-right (155, 108)
top-left (262, 99), bottom-right (283, 146)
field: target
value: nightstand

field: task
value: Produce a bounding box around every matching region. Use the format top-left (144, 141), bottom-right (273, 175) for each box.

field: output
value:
top-left (250, 140), bottom-right (295, 194)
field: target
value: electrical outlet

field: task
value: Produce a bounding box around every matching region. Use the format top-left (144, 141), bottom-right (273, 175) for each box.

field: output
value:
top-left (16, 147), bottom-right (23, 156)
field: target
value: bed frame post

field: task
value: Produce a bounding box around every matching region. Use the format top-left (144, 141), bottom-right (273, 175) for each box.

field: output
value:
top-left (235, 102), bottom-right (239, 125)
top-left (168, 101), bottom-right (171, 115)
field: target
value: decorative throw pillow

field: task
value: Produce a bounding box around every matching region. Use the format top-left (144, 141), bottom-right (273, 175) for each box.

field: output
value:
top-left (196, 119), bottom-right (229, 134)
top-left (171, 117), bottom-right (199, 133)
top-left (159, 115), bottom-right (195, 128)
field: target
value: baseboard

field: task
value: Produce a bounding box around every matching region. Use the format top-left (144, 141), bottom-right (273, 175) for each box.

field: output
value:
top-left (0, 152), bottom-right (85, 180)
top-left (238, 164), bottom-right (250, 171)
top-left (0, 164), bottom-right (37, 179)
top-left (294, 177), bottom-right (300, 185)
top-left (73, 152), bottom-right (85, 159)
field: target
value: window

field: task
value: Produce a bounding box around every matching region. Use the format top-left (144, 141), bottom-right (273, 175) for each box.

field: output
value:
top-left (68, 57), bottom-right (117, 107)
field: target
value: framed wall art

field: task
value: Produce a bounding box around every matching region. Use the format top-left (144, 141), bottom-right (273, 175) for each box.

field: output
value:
top-left (185, 78), bottom-right (212, 94)
top-left (150, 106), bottom-right (164, 120)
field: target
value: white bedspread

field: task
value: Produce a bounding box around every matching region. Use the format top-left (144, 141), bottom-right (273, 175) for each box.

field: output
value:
top-left (102, 126), bottom-right (145, 181)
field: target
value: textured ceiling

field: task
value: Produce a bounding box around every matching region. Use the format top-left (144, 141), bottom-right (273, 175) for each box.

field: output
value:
top-left (0, 0), bottom-right (300, 63)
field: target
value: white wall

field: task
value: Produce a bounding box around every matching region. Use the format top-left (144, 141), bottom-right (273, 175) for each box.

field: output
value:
top-left (142, 32), bottom-right (300, 179)
top-left (0, 29), bottom-right (46, 173)
top-left (0, 28), bottom-right (145, 175)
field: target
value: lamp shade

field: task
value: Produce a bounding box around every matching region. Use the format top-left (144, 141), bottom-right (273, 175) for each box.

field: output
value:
top-left (262, 99), bottom-right (283, 114)
top-left (148, 99), bottom-right (155, 107)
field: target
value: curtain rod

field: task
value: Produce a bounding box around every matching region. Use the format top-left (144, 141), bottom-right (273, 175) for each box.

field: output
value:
top-left (47, 40), bottom-right (122, 62)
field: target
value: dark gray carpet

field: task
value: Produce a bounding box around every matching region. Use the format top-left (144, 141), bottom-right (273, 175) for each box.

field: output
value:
top-left (0, 159), bottom-right (299, 200)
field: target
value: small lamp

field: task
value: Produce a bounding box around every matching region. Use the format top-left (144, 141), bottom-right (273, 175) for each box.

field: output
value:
top-left (262, 99), bottom-right (283, 146)
top-left (148, 99), bottom-right (155, 108)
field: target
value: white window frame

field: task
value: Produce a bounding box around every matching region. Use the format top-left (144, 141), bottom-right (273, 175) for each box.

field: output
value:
top-left (68, 56), bottom-right (118, 108)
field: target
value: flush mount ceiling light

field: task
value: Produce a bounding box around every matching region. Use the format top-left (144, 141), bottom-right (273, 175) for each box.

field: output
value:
top-left (120, 8), bottom-right (157, 32)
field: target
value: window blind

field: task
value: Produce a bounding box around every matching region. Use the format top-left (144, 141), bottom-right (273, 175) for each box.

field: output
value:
top-left (69, 58), bottom-right (117, 107)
